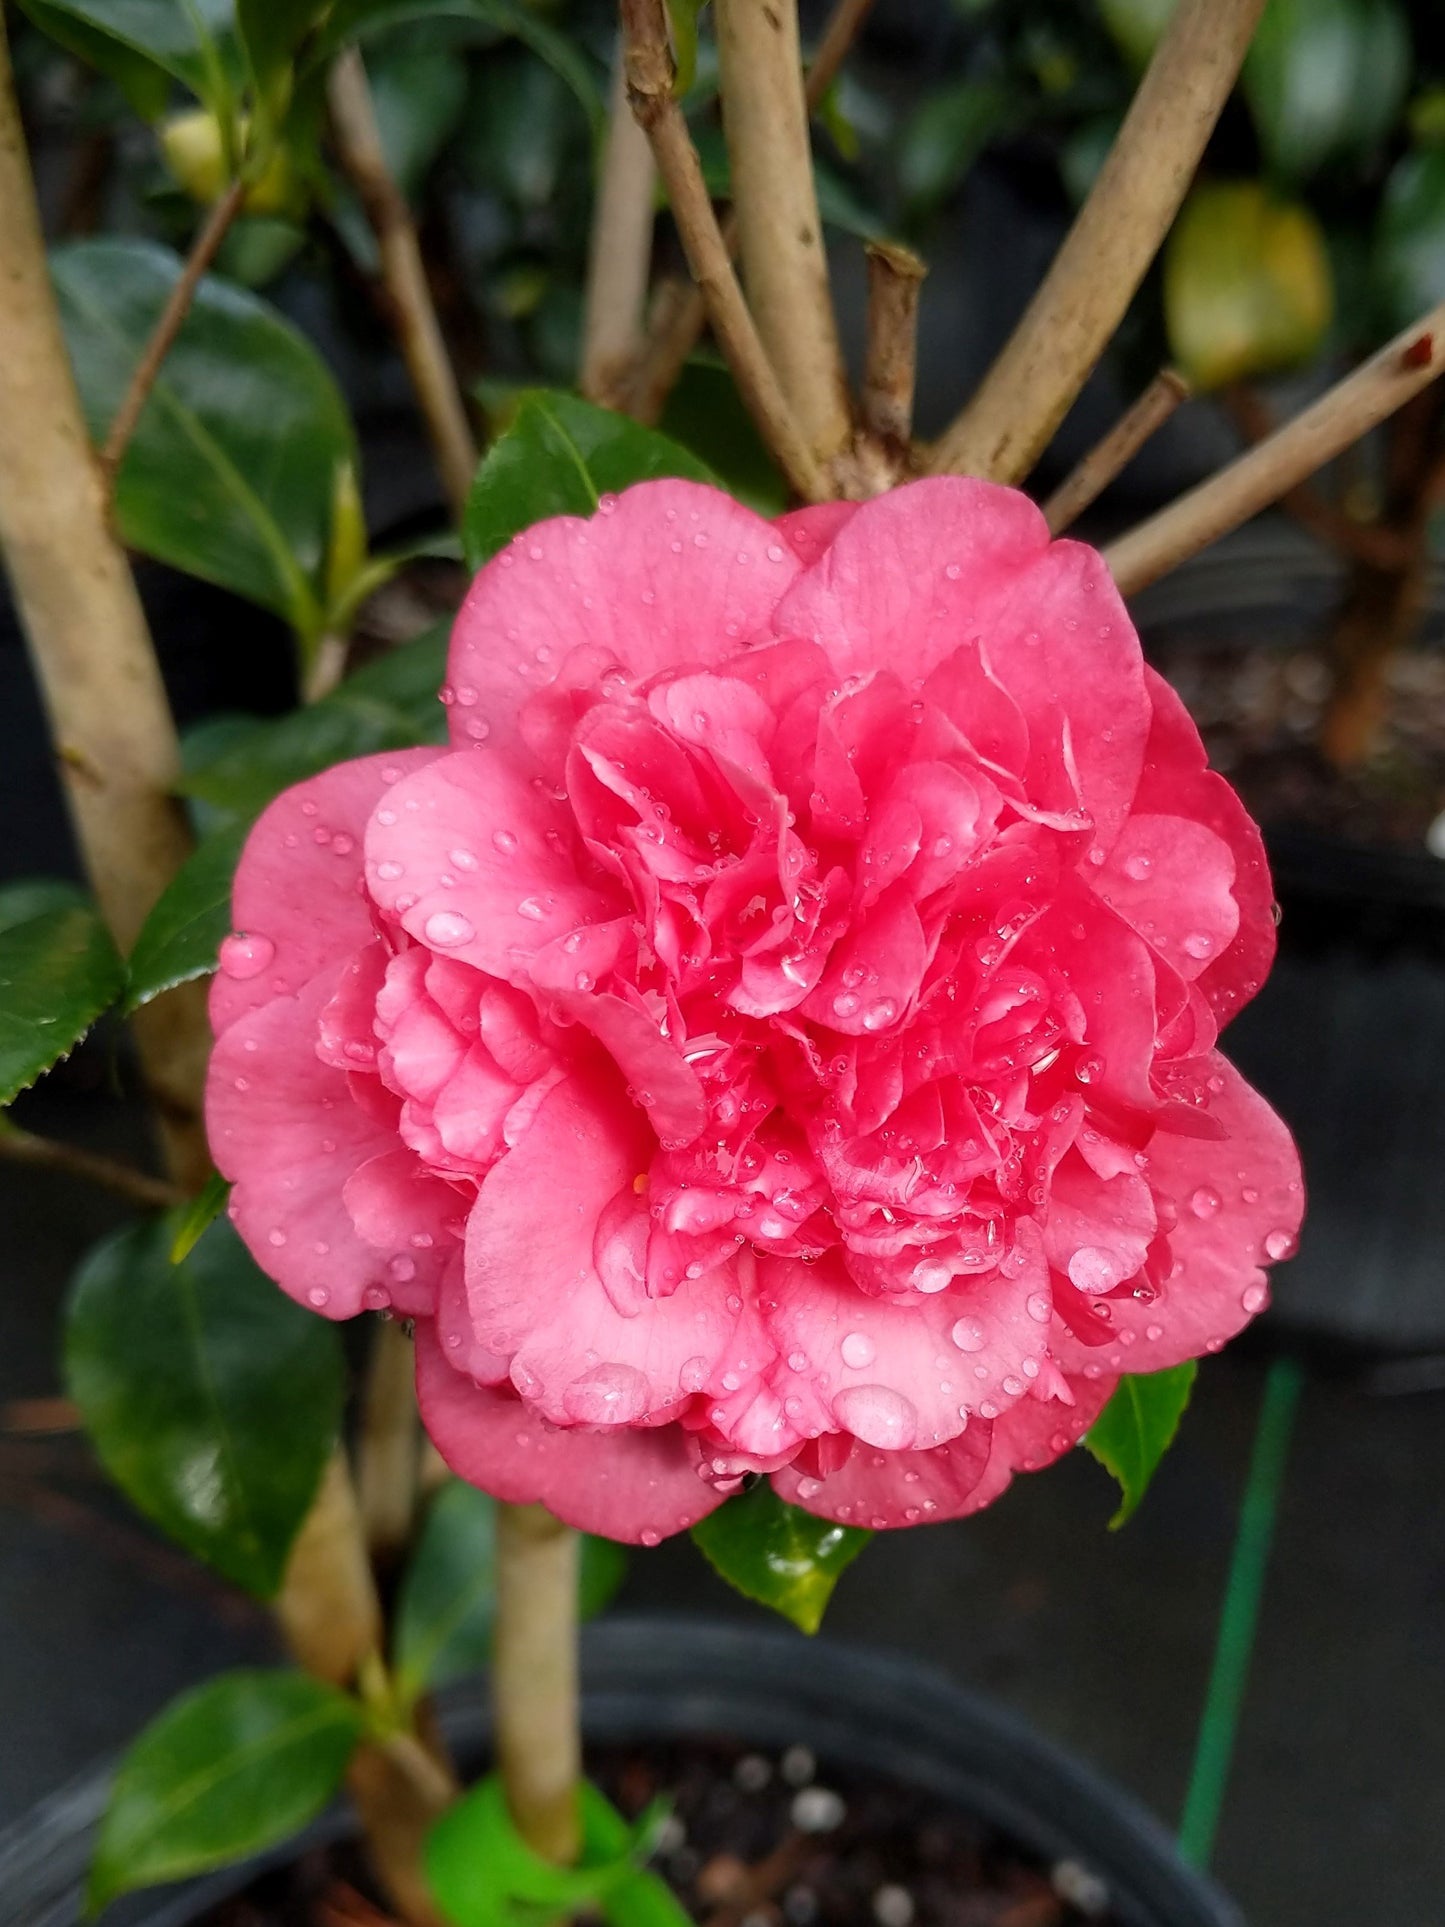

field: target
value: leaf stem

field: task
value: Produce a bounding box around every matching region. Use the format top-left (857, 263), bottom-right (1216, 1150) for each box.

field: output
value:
top-left (493, 1502), bottom-right (583, 1863)
top-left (928, 0), bottom-right (1265, 484)
top-left (1105, 304), bottom-right (1445, 595)
top-left (580, 56), bottom-right (658, 407)
top-left (0, 1121), bottom-right (186, 1210)
top-left (327, 48), bottom-right (478, 523)
top-left (1042, 366), bottom-right (1191, 534)
top-left (620, 0), bottom-right (829, 500)
top-left (100, 178), bottom-right (247, 486)
top-left (1178, 1357), bottom-right (1303, 1867)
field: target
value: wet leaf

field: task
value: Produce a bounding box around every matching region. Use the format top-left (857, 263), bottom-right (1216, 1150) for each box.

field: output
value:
top-left (125, 819), bottom-right (249, 1010)
top-left (1084, 1361), bottom-right (1197, 1527)
top-left (0, 898), bottom-right (124, 1106)
top-left (691, 1482), bottom-right (870, 1635)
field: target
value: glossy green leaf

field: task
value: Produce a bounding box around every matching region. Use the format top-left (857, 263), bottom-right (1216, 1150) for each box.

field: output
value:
top-left (0, 877), bottom-right (89, 934)
top-left (1244, 0), bottom-right (1411, 184)
top-left (691, 1481), bottom-right (870, 1635)
top-left (1164, 181), bottom-right (1332, 390)
top-left (896, 79), bottom-right (1016, 219)
top-left (311, 0), bottom-right (603, 134)
top-left (0, 902), bottom-right (124, 1107)
top-left (1375, 149), bottom-right (1445, 336)
top-left (393, 1481), bottom-right (627, 1703)
top-left (124, 819), bottom-right (249, 1011)
top-left (178, 622), bottom-right (449, 822)
top-left (52, 238), bottom-right (355, 640)
top-left (659, 358), bottom-right (787, 515)
top-left (66, 1216), bottom-right (344, 1596)
top-left (16, 0), bottom-right (239, 118)
top-left (170, 1170), bottom-right (234, 1265)
top-left (88, 1669), bottom-right (362, 1911)
top-left (463, 390), bottom-right (716, 572)
top-left (426, 1773), bottom-right (686, 1927)
top-left (237, 0), bottom-right (327, 129)
top-left (1084, 1361), bottom-right (1198, 1528)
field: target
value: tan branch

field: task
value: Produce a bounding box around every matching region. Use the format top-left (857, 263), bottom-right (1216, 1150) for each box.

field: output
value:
top-left (581, 56), bottom-right (658, 405)
top-left (0, 14), bottom-right (210, 1185)
top-left (714, 0), bottom-right (850, 460)
top-left (621, 0), bottom-right (829, 500)
top-left (0, 1123), bottom-right (186, 1209)
top-left (1105, 307), bottom-right (1445, 596)
top-left (493, 1502), bottom-right (582, 1864)
top-left (860, 241), bottom-right (926, 450)
top-left (1042, 366), bottom-right (1190, 534)
top-left (619, 0), bottom-right (876, 427)
top-left (356, 1315), bottom-right (421, 1563)
top-left (928, 0), bottom-right (1265, 484)
top-left (100, 178), bottom-right (246, 483)
top-left (328, 49), bottom-right (477, 522)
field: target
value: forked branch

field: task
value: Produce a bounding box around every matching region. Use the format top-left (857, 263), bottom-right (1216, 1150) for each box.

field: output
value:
top-left (928, 0), bottom-right (1266, 484)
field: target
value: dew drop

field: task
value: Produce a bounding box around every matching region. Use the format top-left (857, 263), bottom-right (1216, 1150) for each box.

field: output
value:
top-left (492, 829), bottom-right (519, 855)
top-left (840, 1331), bottom-right (876, 1369)
top-left (1190, 1186), bottom-right (1222, 1219)
top-left (562, 1362), bottom-right (649, 1424)
top-left (424, 910), bottom-right (475, 948)
top-left (951, 1317), bottom-right (986, 1354)
top-left (1241, 1283), bottom-right (1268, 1313)
top-left (833, 1384), bottom-right (917, 1451)
top-left (1123, 852), bottom-right (1153, 881)
top-left (307, 1286), bottom-right (329, 1308)
top-left (449, 847), bottom-right (479, 871)
top-left (218, 931), bottom-right (275, 980)
top-left (1264, 1227), bottom-right (1297, 1260)
top-left (1183, 931), bottom-right (1214, 960)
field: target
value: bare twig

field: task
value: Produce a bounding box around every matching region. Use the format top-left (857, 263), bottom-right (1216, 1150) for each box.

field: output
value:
top-left (621, 0), bottom-right (829, 500)
top-left (494, 1503), bottom-right (582, 1863)
top-left (714, 0), bottom-right (850, 459)
top-left (1043, 367), bottom-right (1191, 533)
top-left (357, 1316), bottom-right (421, 1563)
top-left (928, 0), bottom-right (1265, 484)
top-left (327, 48), bottom-right (477, 522)
top-left (0, 15), bottom-right (209, 1184)
top-left (100, 178), bottom-right (246, 483)
top-left (1105, 305), bottom-right (1445, 596)
top-left (1220, 384), bottom-right (1411, 571)
top-left (861, 241), bottom-right (926, 450)
top-left (4, 1396), bottom-right (80, 1435)
top-left (581, 56), bottom-right (658, 405)
top-left (619, 0), bottom-right (877, 426)
top-left (0, 1122), bottom-right (186, 1209)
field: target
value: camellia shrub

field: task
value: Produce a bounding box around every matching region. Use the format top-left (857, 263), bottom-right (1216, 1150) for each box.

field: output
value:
top-left (0, 0), bottom-right (1439, 1922)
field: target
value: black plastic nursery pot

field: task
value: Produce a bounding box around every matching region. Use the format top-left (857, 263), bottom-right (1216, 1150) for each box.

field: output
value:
top-left (0, 1618), bottom-right (1240, 1927)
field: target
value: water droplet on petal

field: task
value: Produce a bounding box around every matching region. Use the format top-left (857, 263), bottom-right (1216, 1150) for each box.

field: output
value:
top-left (1190, 1186), bottom-right (1221, 1219)
top-left (492, 829), bottom-right (519, 854)
top-left (562, 1362), bottom-right (649, 1424)
top-left (218, 932), bottom-right (275, 979)
top-left (840, 1332), bottom-right (876, 1369)
top-left (834, 1384), bottom-right (917, 1451)
top-left (1264, 1227), bottom-right (1297, 1260)
top-left (951, 1317), bottom-right (986, 1353)
top-left (1184, 932), bottom-right (1214, 960)
top-left (424, 910), bottom-right (475, 948)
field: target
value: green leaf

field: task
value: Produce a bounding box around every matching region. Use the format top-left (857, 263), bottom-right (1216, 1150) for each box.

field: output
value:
top-left (125, 819), bottom-right (249, 1011)
top-left (0, 902), bottom-right (124, 1107)
top-left (393, 1481), bottom-right (628, 1703)
top-left (659, 359), bottom-right (787, 515)
top-left (311, 0), bottom-right (604, 135)
top-left (665, 0), bottom-right (701, 97)
top-left (896, 79), bottom-right (1016, 220)
top-left (66, 1216), bottom-right (344, 1596)
top-left (178, 622), bottom-right (450, 822)
top-left (691, 1482), bottom-right (870, 1635)
top-left (16, 0), bottom-right (172, 117)
top-left (463, 390), bottom-right (716, 571)
top-left (170, 1170), bottom-right (234, 1264)
top-left (0, 877), bottom-right (89, 934)
top-left (52, 238), bottom-right (355, 640)
top-left (16, 0), bottom-right (240, 119)
top-left (1083, 1361), bottom-right (1198, 1527)
top-left (1244, 0), bottom-right (1411, 184)
top-left (1164, 181), bottom-right (1332, 390)
top-left (88, 1669), bottom-right (362, 1911)
top-left (1375, 148), bottom-right (1445, 336)
top-left (426, 1774), bottom-right (684, 1927)
top-left (236, 0), bottom-right (328, 130)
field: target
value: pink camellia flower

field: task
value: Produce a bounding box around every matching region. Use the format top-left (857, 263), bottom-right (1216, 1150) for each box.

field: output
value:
top-left (207, 478), bottom-right (1303, 1543)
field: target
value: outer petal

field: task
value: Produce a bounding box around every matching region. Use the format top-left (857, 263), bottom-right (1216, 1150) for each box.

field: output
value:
top-left (1134, 669), bottom-right (1277, 1024)
top-left (445, 480), bottom-right (801, 753)
top-left (207, 966), bottom-right (452, 1318)
top-left (762, 1227), bottom-right (1054, 1451)
top-left (416, 1325), bottom-right (723, 1542)
top-left (1052, 1054), bottom-right (1304, 1376)
top-left (210, 748), bottom-right (442, 1035)
top-left (365, 748), bottom-right (620, 981)
top-left (772, 1419), bottom-right (994, 1527)
top-left (774, 501), bottom-right (858, 562)
top-left (463, 1066), bottom-right (748, 1423)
